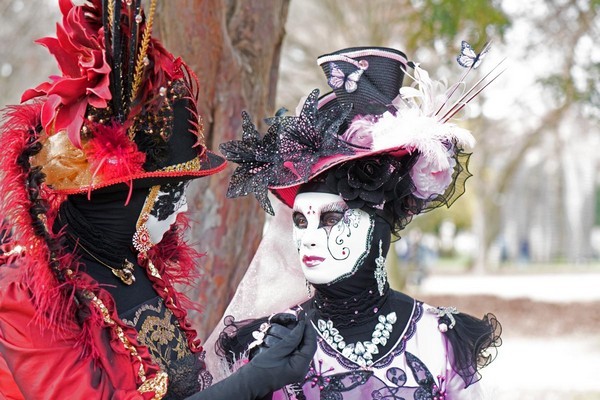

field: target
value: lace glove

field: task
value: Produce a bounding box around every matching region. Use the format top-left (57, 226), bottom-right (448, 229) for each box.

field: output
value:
top-left (186, 318), bottom-right (316, 400)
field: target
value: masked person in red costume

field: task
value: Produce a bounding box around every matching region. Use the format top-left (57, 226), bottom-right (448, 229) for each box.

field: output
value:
top-left (0, 1), bottom-right (315, 399)
top-left (216, 46), bottom-right (502, 399)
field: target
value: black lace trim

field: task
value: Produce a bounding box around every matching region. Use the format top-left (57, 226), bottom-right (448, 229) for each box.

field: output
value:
top-left (150, 181), bottom-right (189, 222)
top-left (442, 311), bottom-right (502, 387)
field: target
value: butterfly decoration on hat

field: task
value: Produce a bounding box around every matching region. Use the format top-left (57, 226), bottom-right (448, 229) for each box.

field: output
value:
top-left (457, 40), bottom-right (491, 69)
top-left (328, 58), bottom-right (370, 93)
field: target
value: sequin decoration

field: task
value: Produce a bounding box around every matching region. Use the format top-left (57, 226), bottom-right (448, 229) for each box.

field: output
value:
top-left (278, 89), bottom-right (354, 181)
top-left (219, 111), bottom-right (296, 215)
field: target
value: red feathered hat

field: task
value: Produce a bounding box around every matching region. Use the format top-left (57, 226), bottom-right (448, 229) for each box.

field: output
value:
top-left (6, 0), bottom-right (225, 196)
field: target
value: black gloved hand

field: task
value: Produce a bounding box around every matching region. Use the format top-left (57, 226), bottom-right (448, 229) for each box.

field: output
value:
top-left (186, 317), bottom-right (316, 400)
top-left (250, 312), bottom-right (299, 360)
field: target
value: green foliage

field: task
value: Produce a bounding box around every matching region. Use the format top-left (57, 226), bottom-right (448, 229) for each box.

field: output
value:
top-left (402, 191), bottom-right (474, 234)
top-left (406, 0), bottom-right (510, 52)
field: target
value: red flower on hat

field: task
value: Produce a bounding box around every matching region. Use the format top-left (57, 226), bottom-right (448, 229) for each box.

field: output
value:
top-left (21, 0), bottom-right (110, 149)
top-left (86, 122), bottom-right (146, 182)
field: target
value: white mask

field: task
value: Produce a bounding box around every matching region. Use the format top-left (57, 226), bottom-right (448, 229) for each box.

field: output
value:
top-left (292, 192), bottom-right (374, 285)
top-left (145, 181), bottom-right (189, 245)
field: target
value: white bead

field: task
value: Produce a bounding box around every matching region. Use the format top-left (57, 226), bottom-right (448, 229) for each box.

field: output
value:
top-left (318, 319), bottom-right (327, 331)
top-left (342, 347), bottom-right (353, 358)
top-left (364, 342), bottom-right (378, 354)
top-left (355, 342), bottom-right (365, 355)
top-left (386, 312), bottom-right (397, 324)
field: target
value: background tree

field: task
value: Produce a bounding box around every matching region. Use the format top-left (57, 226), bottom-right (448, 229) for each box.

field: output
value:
top-left (155, 0), bottom-right (290, 338)
top-left (0, 0), bottom-right (58, 105)
top-left (469, 0), bottom-right (600, 269)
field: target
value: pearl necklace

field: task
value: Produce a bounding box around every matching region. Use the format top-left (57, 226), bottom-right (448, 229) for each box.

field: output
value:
top-left (316, 311), bottom-right (397, 367)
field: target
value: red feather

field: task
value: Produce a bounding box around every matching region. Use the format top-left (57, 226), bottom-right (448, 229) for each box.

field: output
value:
top-left (86, 122), bottom-right (146, 182)
top-left (148, 214), bottom-right (205, 310)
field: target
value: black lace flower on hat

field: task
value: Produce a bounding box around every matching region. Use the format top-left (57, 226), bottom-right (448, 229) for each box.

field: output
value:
top-left (279, 89), bottom-right (354, 180)
top-left (325, 154), bottom-right (427, 234)
top-left (326, 156), bottom-right (396, 210)
top-left (220, 111), bottom-right (293, 215)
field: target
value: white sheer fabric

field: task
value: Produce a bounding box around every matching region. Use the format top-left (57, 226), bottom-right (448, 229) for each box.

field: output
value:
top-left (205, 200), bottom-right (307, 379)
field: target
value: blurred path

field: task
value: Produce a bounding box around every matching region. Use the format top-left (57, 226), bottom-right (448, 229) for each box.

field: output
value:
top-left (482, 335), bottom-right (600, 399)
top-left (419, 272), bottom-right (600, 302)
top-left (417, 272), bottom-right (600, 399)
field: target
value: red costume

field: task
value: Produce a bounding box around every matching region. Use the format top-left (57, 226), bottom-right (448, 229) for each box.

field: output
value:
top-left (0, 1), bottom-right (315, 398)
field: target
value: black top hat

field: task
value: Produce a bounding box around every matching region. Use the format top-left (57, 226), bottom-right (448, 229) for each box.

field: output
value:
top-left (318, 47), bottom-right (409, 118)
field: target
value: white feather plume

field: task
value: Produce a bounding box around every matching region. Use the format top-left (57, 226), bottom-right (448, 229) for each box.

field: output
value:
top-left (346, 64), bottom-right (475, 172)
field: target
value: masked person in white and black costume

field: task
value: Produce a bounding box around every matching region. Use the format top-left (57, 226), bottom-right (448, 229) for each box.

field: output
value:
top-left (0, 1), bottom-right (315, 399)
top-left (217, 46), bottom-right (502, 399)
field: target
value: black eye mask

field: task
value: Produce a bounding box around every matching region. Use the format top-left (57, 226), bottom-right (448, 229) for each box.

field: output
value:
top-left (150, 181), bottom-right (189, 222)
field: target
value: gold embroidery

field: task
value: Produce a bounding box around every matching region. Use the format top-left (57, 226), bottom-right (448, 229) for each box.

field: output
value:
top-left (88, 292), bottom-right (168, 398)
top-left (129, 0), bottom-right (158, 109)
top-left (138, 371), bottom-right (169, 399)
top-left (160, 157), bottom-right (201, 173)
top-left (122, 299), bottom-right (189, 371)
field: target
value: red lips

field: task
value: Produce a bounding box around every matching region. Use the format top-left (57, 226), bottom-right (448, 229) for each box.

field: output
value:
top-left (302, 255), bottom-right (325, 268)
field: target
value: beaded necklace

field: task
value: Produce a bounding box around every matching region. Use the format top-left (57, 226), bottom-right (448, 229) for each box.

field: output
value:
top-left (315, 311), bottom-right (397, 367)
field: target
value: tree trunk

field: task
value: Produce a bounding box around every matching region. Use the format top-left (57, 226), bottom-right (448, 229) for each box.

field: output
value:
top-left (155, 0), bottom-right (290, 339)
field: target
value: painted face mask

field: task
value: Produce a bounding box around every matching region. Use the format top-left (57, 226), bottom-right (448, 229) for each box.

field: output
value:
top-left (133, 181), bottom-right (189, 252)
top-left (292, 192), bottom-right (374, 285)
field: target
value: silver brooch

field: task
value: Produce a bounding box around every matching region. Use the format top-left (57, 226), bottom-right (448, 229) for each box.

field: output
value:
top-left (428, 306), bottom-right (459, 332)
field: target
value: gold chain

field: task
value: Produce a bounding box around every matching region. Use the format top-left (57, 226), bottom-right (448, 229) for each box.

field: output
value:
top-left (137, 185), bottom-right (161, 230)
top-left (77, 242), bottom-right (136, 285)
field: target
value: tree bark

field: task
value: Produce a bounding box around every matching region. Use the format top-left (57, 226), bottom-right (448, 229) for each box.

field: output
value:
top-left (155, 0), bottom-right (290, 339)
